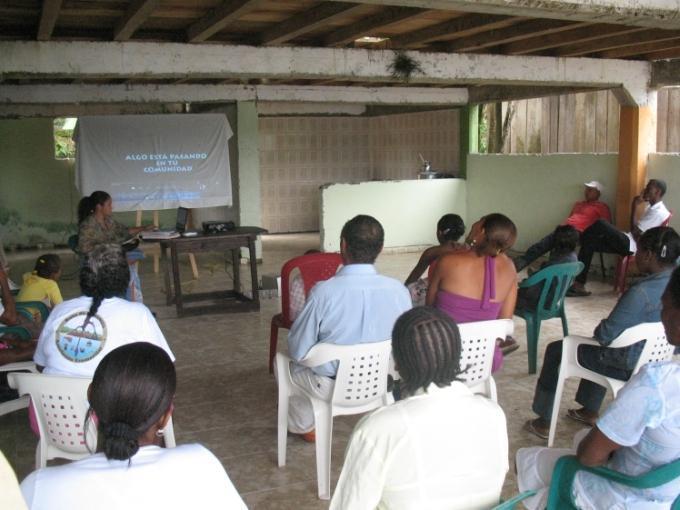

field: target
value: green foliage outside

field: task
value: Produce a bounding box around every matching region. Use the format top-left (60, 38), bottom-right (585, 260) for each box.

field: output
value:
top-left (54, 118), bottom-right (76, 159)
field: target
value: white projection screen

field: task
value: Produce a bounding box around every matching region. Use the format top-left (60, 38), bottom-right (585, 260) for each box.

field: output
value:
top-left (75, 114), bottom-right (233, 211)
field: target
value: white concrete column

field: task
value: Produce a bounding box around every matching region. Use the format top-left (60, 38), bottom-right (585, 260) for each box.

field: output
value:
top-left (237, 101), bottom-right (262, 259)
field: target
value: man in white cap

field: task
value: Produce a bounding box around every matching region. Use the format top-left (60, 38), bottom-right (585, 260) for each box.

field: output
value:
top-left (514, 181), bottom-right (611, 271)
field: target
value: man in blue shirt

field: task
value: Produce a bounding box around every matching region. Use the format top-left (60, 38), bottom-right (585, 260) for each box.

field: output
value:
top-left (524, 226), bottom-right (680, 439)
top-left (284, 215), bottom-right (411, 440)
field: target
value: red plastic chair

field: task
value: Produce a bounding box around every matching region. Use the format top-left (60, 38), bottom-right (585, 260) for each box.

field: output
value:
top-left (268, 252), bottom-right (343, 373)
top-left (614, 211), bottom-right (672, 294)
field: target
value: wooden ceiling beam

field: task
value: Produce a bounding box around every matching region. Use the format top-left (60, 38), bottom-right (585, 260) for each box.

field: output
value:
top-left (322, 6), bottom-right (426, 47)
top-left (186, 0), bottom-right (264, 43)
top-left (445, 18), bottom-right (586, 52)
top-left (501, 24), bottom-right (647, 55)
top-left (114, 0), bottom-right (161, 41)
top-left (389, 13), bottom-right (520, 48)
top-left (260, 2), bottom-right (365, 46)
top-left (37, 0), bottom-right (63, 41)
top-left (599, 38), bottom-right (680, 58)
top-left (645, 47), bottom-right (680, 61)
top-left (555, 29), bottom-right (680, 57)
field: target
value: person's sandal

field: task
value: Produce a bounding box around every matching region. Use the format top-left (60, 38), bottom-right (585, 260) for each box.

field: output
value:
top-left (499, 336), bottom-right (520, 356)
top-left (566, 408), bottom-right (597, 426)
top-left (566, 286), bottom-right (591, 297)
top-left (523, 419), bottom-right (549, 440)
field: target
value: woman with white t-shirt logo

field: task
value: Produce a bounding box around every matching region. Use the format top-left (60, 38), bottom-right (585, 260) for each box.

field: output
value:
top-left (34, 244), bottom-right (174, 376)
top-left (21, 342), bottom-right (246, 510)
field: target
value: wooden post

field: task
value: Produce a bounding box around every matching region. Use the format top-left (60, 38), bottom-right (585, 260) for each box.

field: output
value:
top-left (616, 104), bottom-right (656, 229)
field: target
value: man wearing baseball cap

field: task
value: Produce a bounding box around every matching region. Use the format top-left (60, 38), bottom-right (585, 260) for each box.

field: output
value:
top-left (569, 179), bottom-right (671, 296)
top-left (514, 181), bottom-right (611, 271)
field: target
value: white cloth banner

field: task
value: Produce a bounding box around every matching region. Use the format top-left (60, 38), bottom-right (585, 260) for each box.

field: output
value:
top-left (75, 114), bottom-right (233, 211)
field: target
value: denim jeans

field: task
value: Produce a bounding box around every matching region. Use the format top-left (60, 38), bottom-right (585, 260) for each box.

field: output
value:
top-left (532, 340), bottom-right (633, 421)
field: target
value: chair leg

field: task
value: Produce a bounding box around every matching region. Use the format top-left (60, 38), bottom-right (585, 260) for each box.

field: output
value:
top-left (548, 369), bottom-right (567, 447)
top-left (526, 318), bottom-right (542, 375)
top-left (269, 322), bottom-right (279, 374)
top-left (314, 406), bottom-right (333, 500)
top-left (599, 251), bottom-right (606, 281)
top-left (276, 356), bottom-right (290, 468)
top-left (560, 307), bottom-right (569, 337)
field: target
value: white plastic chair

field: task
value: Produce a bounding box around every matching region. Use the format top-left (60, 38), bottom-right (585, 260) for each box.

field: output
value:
top-left (0, 361), bottom-right (38, 416)
top-left (458, 319), bottom-right (514, 402)
top-left (387, 319), bottom-right (512, 402)
top-left (8, 372), bottom-right (97, 468)
top-left (548, 322), bottom-right (673, 447)
top-left (8, 372), bottom-right (177, 468)
top-left (276, 340), bottom-right (392, 500)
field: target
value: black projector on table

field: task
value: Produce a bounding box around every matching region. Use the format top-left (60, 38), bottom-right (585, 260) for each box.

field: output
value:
top-left (202, 221), bottom-right (236, 235)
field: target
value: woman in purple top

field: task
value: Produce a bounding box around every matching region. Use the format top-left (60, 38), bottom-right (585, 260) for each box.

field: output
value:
top-left (426, 214), bottom-right (519, 370)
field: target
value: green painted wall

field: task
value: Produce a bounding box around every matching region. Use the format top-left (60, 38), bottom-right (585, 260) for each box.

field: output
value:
top-left (648, 153), bottom-right (680, 230)
top-left (237, 101), bottom-right (262, 258)
top-left (320, 179), bottom-right (467, 252)
top-left (466, 154), bottom-right (619, 251)
top-left (0, 119), bottom-right (79, 248)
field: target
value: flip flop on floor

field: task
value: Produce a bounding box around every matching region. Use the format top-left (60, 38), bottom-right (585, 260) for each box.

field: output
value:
top-left (523, 419), bottom-right (549, 440)
top-left (566, 286), bottom-right (592, 297)
top-left (498, 336), bottom-right (520, 356)
top-left (566, 408), bottom-right (597, 426)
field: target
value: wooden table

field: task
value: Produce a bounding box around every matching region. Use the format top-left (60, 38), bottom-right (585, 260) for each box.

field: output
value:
top-left (160, 227), bottom-right (267, 317)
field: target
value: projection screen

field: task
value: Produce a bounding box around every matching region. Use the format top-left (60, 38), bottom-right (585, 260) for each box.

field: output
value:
top-left (75, 114), bottom-right (233, 211)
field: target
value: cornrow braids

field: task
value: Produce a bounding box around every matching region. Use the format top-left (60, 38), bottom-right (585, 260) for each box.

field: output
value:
top-left (79, 244), bottom-right (129, 328)
top-left (638, 226), bottom-right (680, 266)
top-left (392, 307), bottom-right (465, 396)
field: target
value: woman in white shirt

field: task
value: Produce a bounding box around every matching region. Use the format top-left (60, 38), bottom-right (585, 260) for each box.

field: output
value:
top-left (330, 307), bottom-right (508, 510)
top-left (34, 243), bottom-right (174, 376)
top-left (21, 342), bottom-right (246, 510)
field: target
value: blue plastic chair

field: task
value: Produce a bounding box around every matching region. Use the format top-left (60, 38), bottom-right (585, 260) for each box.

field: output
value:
top-left (514, 261), bottom-right (584, 374)
top-left (546, 455), bottom-right (680, 509)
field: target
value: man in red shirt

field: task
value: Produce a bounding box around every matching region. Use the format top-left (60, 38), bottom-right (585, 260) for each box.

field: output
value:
top-left (514, 181), bottom-right (611, 271)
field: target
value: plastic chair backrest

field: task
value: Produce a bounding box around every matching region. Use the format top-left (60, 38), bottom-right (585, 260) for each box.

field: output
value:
top-left (546, 455), bottom-right (680, 509)
top-left (279, 253), bottom-right (343, 323)
top-left (458, 319), bottom-right (512, 387)
top-left (519, 261), bottom-right (584, 320)
top-left (300, 340), bottom-right (392, 414)
top-left (16, 301), bottom-right (50, 322)
top-left (8, 372), bottom-right (97, 456)
top-left (624, 322), bottom-right (675, 373)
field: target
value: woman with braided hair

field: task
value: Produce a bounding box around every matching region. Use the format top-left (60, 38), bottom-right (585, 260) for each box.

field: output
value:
top-left (331, 307), bottom-right (508, 509)
top-left (20, 342), bottom-right (246, 510)
top-left (33, 244), bottom-right (173, 376)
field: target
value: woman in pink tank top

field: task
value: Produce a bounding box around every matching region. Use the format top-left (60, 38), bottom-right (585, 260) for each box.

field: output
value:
top-left (426, 214), bottom-right (519, 371)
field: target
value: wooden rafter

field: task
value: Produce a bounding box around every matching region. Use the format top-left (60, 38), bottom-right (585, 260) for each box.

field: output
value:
top-left (556, 29), bottom-right (680, 57)
top-left (114, 0), bottom-right (161, 41)
top-left (37, 0), bottom-right (62, 41)
top-left (389, 13), bottom-right (522, 48)
top-left (600, 38), bottom-right (680, 58)
top-left (644, 47), bottom-right (680, 60)
top-left (260, 2), bottom-right (366, 46)
top-left (186, 0), bottom-right (265, 43)
top-left (501, 24), bottom-right (648, 55)
top-left (445, 18), bottom-right (587, 52)
top-left (322, 6), bottom-right (426, 47)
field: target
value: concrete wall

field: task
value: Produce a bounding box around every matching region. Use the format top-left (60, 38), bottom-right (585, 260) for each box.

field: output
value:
top-left (259, 109), bottom-right (460, 234)
top-left (320, 179), bottom-right (466, 252)
top-left (466, 154), bottom-right (619, 251)
top-left (648, 153), bottom-right (680, 230)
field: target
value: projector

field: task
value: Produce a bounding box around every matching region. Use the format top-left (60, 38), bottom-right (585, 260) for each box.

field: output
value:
top-left (202, 221), bottom-right (236, 235)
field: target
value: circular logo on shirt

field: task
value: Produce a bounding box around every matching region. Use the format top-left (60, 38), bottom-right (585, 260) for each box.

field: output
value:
top-left (55, 311), bottom-right (108, 363)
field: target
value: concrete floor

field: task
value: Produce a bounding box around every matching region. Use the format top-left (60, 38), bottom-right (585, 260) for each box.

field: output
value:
top-left (0, 233), bottom-right (623, 508)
